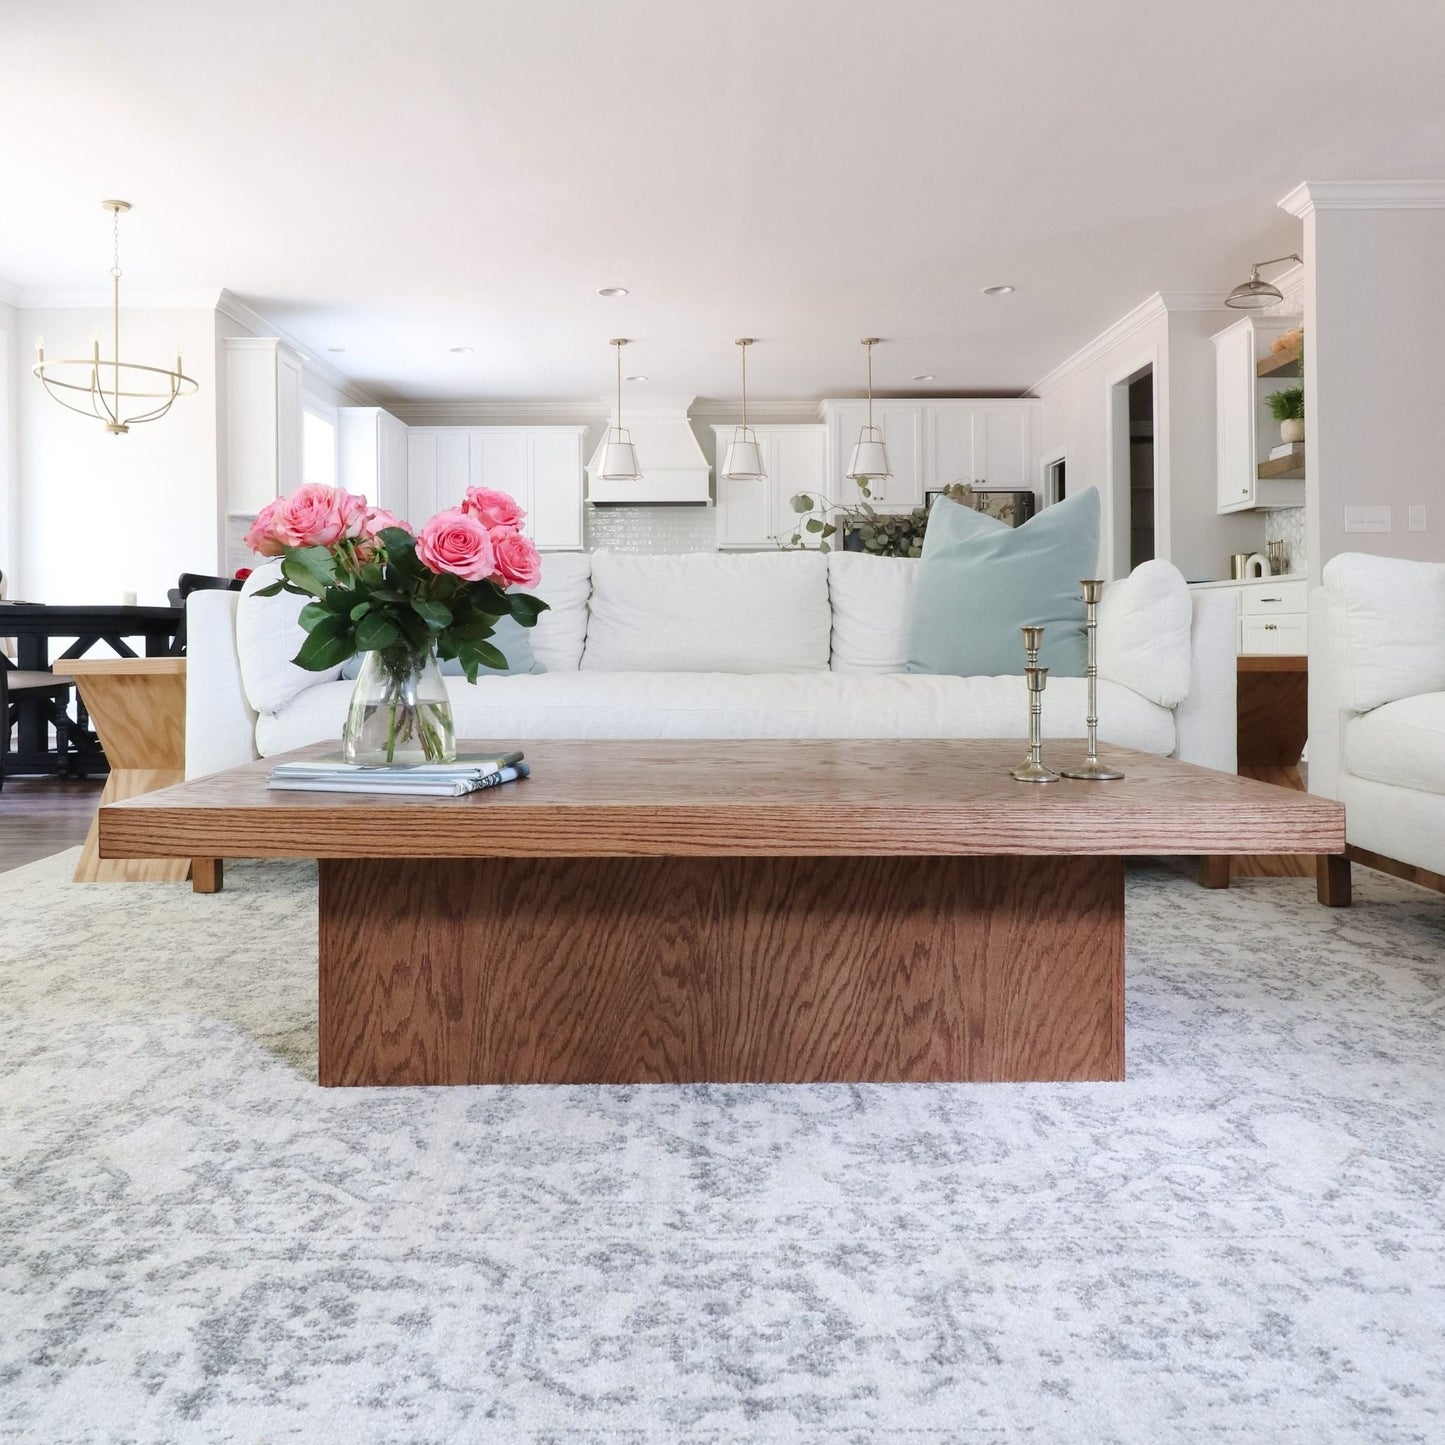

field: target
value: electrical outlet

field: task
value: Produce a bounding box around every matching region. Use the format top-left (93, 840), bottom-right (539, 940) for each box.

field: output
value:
top-left (1409, 505), bottom-right (1427, 532)
top-left (1344, 505), bottom-right (1392, 534)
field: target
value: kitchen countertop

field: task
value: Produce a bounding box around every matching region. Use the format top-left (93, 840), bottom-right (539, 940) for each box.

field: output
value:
top-left (1187, 573), bottom-right (1306, 590)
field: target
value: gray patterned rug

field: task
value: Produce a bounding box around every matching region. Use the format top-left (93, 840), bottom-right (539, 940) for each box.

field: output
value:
top-left (1, 849), bottom-right (1442, 1444)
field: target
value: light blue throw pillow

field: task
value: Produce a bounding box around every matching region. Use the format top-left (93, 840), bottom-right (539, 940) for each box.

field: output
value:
top-left (906, 489), bottom-right (1100, 677)
top-left (341, 613), bottom-right (544, 679)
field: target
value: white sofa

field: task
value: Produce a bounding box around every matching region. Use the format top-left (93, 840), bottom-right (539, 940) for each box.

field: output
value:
top-left (186, 549), bottom-right (1237, 778)
top-left (1309, 552), bottom-right (1445, 902)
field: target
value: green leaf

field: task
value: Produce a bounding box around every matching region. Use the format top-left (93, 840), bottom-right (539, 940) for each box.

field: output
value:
top-left (789, 494), bottom-right (814, 514)
top-left (281, 546), bottom-right (337, 598)
top-left (349, 600), bottom-right (372, 622)
top-left (821, 523), bottom-right (837, 538)
top-left (252, 579), bottom-right (287, 598)
top-left (292, 613), bottom-right (353, 671)
top-left (804, 517), bottom-right (823, 533)
top-left (411, 598), bottom-right (453, 629)
top-left (506, 591), bottom-right (550, 627)
top-left (354, 612), bottom-right (401, 651)
top-left (471, 639), bottom-right (508, 672)
top-left (298, 601), bottom-right (329, 630)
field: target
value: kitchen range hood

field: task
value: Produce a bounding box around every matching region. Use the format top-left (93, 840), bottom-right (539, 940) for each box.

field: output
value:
top-left (586, 396), bottom-right (712, 505)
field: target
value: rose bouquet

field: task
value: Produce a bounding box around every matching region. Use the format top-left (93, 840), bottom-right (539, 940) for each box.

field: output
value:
top-left (245, 483), bottom-right (547, 765)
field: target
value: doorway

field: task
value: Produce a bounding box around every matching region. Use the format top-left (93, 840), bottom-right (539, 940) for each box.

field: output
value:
top-left (1106, 359), bottom-right (1157, 576)
top-left (1127, 372), bottom-right (1155, 568)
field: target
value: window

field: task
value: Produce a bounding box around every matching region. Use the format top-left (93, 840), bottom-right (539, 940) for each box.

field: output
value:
top-left (302, 407), bottom-right (337, 487)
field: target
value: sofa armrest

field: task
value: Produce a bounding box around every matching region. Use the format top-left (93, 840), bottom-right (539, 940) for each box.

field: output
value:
top-left (1307, 584), bottom-right (1351, 800)
top-left (185, 590), bottom-right (258, 779)
top-left (1172, 590), bottom-right (1236, 773)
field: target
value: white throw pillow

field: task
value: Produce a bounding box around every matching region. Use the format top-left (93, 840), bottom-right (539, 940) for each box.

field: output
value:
top-left (1325, 552), bottom-right (1445, 713)
top-left (580, 550), bottom-right (832, 673)
top-left (1096, 559), bottom-right (1193, 708)
top-left (828, 552), bottom-right (920, 673)
top-left (235, 561), bottom-right (342, 716)
top-left (530, 551), bottom-right (591, 673)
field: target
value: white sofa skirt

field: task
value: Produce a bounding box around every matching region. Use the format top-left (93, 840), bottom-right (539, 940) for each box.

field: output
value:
top-left (255, 670), bottom-right (1177, 756)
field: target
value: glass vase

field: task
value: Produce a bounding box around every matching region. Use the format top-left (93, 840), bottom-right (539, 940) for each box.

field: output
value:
top-left (341, 645), bottom-right (456, 766)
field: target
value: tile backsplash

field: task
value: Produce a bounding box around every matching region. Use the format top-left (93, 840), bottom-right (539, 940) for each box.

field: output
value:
top-left (1264, 506), bottom-right (1306, 575)
top-left (584, 506), bottom-right (719, 554)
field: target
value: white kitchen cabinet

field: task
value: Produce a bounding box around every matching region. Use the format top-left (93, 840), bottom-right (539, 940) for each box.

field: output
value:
top-left (1212, 315), bottom-right (1306, 514)
top-left (1189, 576), bottom-right (1308, 655)
top-left (712, 424), bottom-right (827, 548)
top-left (821, 399), bottom-right (1039, 512)
top-left (338, 407), bottom-right (409, 518)
top-left (224, 336), bottom-right (303, 516)
top-left (405, 426), bottom-right (585, 550)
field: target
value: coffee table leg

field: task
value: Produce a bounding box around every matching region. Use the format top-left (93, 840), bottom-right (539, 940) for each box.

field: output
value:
top-left (317, 854), bottom-right (1125, 1087)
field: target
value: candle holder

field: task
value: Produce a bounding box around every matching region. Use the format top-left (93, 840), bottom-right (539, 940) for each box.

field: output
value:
top-left (1061, 579), bottom-right (1124, 781)
top-left (1011, 625), bottom-right (1059, 783)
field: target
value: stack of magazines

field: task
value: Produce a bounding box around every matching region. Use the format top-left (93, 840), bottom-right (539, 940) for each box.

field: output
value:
top-left (268, 750), bottom-right (529, 797)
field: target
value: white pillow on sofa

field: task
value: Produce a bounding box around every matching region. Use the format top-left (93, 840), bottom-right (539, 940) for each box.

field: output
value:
top-left (235, 562), bottom-right (343, 716)
top-left (580, 550), bottom-right (832, 673)
top-left (1096, 559), bottom-right (1193, 708)
top-left (530, 551), bottom-right (591, 673)
top-left (1325, 552), bottom-right (1445, 712)
top-left (828, 552), bottom-right (919, 673)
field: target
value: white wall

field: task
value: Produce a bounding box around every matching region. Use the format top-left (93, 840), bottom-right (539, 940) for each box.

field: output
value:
top-left (1035, 295), bottom-right (1263, 581)
top-left (0, 297), bottom-right (19, 594)
top-left (1296, 193), bottom-right (1445, 581)
top-left (19, 306), bottom-right (219, 604)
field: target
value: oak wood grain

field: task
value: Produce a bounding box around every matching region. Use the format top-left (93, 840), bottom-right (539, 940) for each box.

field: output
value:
top-left (318, 853), bottom-right (1125, 1086)
top-left (1346, 845), bottom-right (1445, 897)
top-left (1232, 656), bottom-right (1312, 880)
top-left (101, 740), bottom-right (1346, 862)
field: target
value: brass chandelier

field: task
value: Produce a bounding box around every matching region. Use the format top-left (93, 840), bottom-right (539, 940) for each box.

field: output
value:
top-left (32, 200), bottom-right (199, 433)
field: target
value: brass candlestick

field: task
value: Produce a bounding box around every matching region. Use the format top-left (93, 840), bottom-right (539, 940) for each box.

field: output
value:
top-left (1011, 626), bottom-right (1059, 783)
top-left (1061, 579), bottom-right (1124, 781)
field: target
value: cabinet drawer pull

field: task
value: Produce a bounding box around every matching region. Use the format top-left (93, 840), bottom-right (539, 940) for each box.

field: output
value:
top-left (1260, 596), bottom-right (1281, 603)
top-left (1264, 624), bottom-right (1277, 630)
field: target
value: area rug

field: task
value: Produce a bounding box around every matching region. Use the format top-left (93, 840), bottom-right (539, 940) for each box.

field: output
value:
top-left (1, 851), bottom-right (1442, 1444)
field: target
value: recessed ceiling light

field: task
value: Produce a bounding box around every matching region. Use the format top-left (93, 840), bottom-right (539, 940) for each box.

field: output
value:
top-left (982, 284), bottom-right (1016, 295)
top-left (912, 373), bottom-right (936, 382)
top-left (625, 374), bottom-right (648, 382)
top-left (327, 346), bottom-right (348, 354)
top-left (597, 286), bottom-right (629, 298)
top-left (448, 345), bottom-right (474, 354)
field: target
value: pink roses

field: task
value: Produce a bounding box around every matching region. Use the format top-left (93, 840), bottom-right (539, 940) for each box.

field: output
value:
top-left (246, 481), bottom-right (540, 590)
top-left (416, 509), bottom-right (497, 582)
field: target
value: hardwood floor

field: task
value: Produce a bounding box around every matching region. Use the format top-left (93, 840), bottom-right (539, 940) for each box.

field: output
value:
top-left (0, 776), bottom-right (104, 872)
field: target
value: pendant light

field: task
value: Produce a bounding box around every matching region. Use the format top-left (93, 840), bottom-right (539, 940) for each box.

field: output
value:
top-left (32, 200), bottom-right (198, 434)
top-left (1224, 253), bottom-right (1303, 310)
top-left (847, 337), bottom-right (891, 483)
top-left (720, 337), bottom-right (765, 481)
top-left (600, 338), bottom-right (643, 480)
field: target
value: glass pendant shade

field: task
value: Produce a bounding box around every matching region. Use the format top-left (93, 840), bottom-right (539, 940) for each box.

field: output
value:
top-left (721, 426), bottom-right (765, 481)
top-left (848, 427), bottom-right (892, 481)
top-left (600, 431), bottom-right (642, 481)
top-left (1224, 273), bottom-right (1283, 310)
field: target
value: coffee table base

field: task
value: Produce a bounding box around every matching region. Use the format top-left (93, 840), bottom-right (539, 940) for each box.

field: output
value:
top-left (317, 853), bottom-right (1125, 1087)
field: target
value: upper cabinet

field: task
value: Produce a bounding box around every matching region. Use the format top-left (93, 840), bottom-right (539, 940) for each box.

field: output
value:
top-left (223, 336), bottom-right (303, 515)
top-left (820, 398), bottom-right (1039, 510)
top-left (1212, 315), bottom-right (1306, 514)
top-left (338, 407), bottom-right (410, 519)
top-left (712, 424), bottom-right (827, 548)
top-left (405, 426), bottom-right (586, 550)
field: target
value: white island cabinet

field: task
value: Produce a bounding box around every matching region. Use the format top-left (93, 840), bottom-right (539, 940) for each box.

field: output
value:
top-left (405, 426), bottom-right (586, 549)
top-left (712, 424), bottom-right (827, 548)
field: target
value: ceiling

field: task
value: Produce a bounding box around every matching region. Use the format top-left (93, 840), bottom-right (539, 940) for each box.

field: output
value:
top-left (3, 0), bottom-right (1445, 405)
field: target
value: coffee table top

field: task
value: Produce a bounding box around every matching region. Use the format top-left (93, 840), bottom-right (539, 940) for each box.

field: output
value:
top-left (99, 739), bottom-right (1344, 861)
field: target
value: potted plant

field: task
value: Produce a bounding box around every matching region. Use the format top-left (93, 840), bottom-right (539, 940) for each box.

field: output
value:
top-left (781, 482), bottom-right (992, 557)
top-left (1268, 386), bottom-right (1304, 444)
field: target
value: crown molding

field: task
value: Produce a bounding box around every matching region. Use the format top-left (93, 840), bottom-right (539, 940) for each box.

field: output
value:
top-left (389, 398), bottom-right (611, 426)
top-left (688, 397), bottom-right (824, 423)
top-left (1027, 292), bottom-right (1170, 397)
top-left (215, 289), bottom-right (380, 407)
top-left (1280, 180), bottom-right (1445, 218)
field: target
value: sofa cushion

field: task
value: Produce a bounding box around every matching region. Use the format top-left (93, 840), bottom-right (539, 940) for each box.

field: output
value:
top-left (235, 562), bottom-right (344, 716)
top-left (906, 489), bottom-right (1099, 678)
top-left (1344, 691), bottom-right (1445, 796)
top-left (580, 550), bottom-right (831, 673)
top-left (1324, 552), bottom-right (1445, 712)
top-left (827, 552), bottom-right (919, 673)
top-left (254, 669), bottom-right (1176, 756)
top-left (1097, 560), bottom-right (1193, 708)
top-left (530, 551), bottom-right (591, 673)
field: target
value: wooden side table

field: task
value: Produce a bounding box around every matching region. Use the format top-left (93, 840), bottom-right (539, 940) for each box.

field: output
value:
top-left (67, 658), bottom-right (220, 891)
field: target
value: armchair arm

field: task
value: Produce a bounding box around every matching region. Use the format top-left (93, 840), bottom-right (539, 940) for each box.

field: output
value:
top-left (1172, 589), bottom-right (1236, 773)
top-left (185, 590), bottom-right (258, 779)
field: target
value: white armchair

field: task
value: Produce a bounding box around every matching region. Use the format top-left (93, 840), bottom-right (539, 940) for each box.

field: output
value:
top-left (1308, 552), bottom-right (1445, 904)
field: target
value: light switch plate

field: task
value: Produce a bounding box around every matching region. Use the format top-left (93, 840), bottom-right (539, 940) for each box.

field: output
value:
top-left (1344, 505), bottom-right (1392, 534)
top-left (1409, 505), bottom-right (1427, 532)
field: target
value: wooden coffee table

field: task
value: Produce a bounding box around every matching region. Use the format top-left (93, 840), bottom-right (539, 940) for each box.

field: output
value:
top-left (98, 740), bottom-right (1344, 1087)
